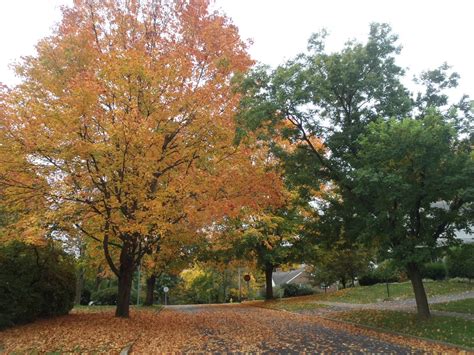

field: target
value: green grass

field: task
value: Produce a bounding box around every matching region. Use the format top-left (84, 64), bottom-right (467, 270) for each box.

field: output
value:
top-left (258, 299), bottom-right (327, 312)
top-left (72, 304), bottom-right (163, 313)
top-left (333, 309), bottom-right (474, 348)
top-left (432, 298), bottom-right (474, 314)
top-left (254, 281), bottom-right (474, 313)
top-left (306, 280), bottom-right (474, 304)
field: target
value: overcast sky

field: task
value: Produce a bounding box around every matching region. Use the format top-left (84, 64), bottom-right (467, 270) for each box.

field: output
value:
top-left (1, 0), bottom-right (472, 97)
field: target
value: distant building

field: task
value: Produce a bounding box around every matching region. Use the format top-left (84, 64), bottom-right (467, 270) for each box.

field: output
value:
top-left (455, 229), bottom-right (474, 244)
top-left (272, 266), bottom-right (312, 288)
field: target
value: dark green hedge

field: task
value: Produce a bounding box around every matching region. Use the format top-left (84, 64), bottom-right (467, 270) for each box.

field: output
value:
top-left (447, 244), bottom-right (474, 280)
top-left (421, 262), bottom-right (446, 280)
top-left (358, 262), bottom-right (400, 286)
top-left (0, 241), bottom-right (76, 329)
top-left (91, 287), bottom-right (138, 305)
top-left (280, 283), bottom-right (314, 297)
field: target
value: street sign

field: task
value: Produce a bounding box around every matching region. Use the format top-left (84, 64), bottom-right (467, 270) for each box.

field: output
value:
top-left (243, 274), bottom-right (251, 282)
top-left (163, 286), bottom-right (169, 293)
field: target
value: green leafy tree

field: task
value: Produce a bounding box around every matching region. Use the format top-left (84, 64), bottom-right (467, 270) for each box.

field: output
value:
top-left (236, 23), bottom-right (473, 318)
top-left (231, 204), bottom-right (303, 300)
top-left (353, 113), bottom-right (473, 318)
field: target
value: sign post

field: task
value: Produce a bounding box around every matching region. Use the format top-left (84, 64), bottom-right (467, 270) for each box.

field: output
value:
top-left (244, 274), bottom-right (251, 300)
top-left (163, 286), bottom-right (169, 306)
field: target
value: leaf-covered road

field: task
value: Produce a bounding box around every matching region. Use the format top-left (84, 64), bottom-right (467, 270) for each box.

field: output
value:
top-left (0, 303), bottom-right (464, 353)
top-left (165, 304), bottom-right (416, 353)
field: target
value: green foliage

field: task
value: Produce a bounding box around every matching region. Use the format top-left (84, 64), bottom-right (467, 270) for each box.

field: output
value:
top-left (80, 289), bottom-right (91, 305)
top-left (355, 114), bottom-right (473, 266)
top-left (0, 241), bottom-right (76, 329)
top-left (280, 283), bottom-right (314, 298)
top-left (308, 238), bottom-right (372, 288)
top-left (91, 287), bottom-right (137, 305)
top-left (359, 272), bottom-right (399, 286)
top-left (421, 262), bottom-right (447, 281)
top-left (446, 244), bottom-right (474, 280)
top-left (236, 22), bottom-right (473, 317)
top-left (359, 260), bottom-right (403, 286)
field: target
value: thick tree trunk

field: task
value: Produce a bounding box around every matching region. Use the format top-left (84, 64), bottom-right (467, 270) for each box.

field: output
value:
top-left (264, 263), bottom-right (274, 300)
top-left (144, 274), bottom-right (156, 306)
top-left (407, 262), bottom-right (431, 319)
top-left (115, 249), bottom-right (135, 318)
top-left (74, 267), bottom-right (84, 305)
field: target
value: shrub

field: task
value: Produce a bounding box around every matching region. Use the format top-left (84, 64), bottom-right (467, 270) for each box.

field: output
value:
top-left (91, 287), bottom-right (138, 305)
top-left (421, 262), bottom-right (446, 280)
top-left (358, 272), bottom-right (381, 286)
top-left (280, 283), bottom-right (314, 297)
top-left (359, 261), bottom-right (400, 286)
top-left (446, 244), bottom-right (474, 281)
top-left (80, 289), bottom-right (92, 305)
top-left (0, 241), bottom-right (76, 329)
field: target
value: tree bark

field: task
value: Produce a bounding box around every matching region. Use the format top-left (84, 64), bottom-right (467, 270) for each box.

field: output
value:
top-left (74, 267), bottom-right (84, 305)
top-left (144, 274), bottom-right (156, 306)
top-left (264, 263), bottom-right (274, 300)
top-left (115, 248), bottom-right (135, 318)
top-left (340, 278), bottom-right (347, 289)
top-left (407, 262), bottom-right (431, 319)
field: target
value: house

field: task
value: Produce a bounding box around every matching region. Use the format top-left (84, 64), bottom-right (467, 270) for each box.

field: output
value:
top-left (272, 266), bottom-right (312, 288)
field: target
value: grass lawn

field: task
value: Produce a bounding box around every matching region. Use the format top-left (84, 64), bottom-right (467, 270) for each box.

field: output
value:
top-left (256, 280), bottom-right (474, 313)
top-left (257, 299), bottom-right (328, 312)
top-left (72, 305), bottom-right (163, 313)
top-left (333, 309), bottom-right (474, 348)
top-left (432, 298), bottom-right (474, 314)
top-left (307, 280), bottom-right (474, 304)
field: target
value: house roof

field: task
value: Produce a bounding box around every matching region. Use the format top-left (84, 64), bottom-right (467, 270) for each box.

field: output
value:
top-left (272, 267), bottom-right (306, 287)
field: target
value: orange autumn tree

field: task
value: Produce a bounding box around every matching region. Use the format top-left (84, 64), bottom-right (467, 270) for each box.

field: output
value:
top-left (0, 0), bottom-right (282, 317)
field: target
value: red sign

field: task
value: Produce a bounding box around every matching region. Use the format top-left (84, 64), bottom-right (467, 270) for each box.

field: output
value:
top-left (244, 274), bottom-right (251, 282)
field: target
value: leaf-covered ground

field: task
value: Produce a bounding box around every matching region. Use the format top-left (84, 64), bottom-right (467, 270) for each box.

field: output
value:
top-left (0, 304), bottom-right (465, 353)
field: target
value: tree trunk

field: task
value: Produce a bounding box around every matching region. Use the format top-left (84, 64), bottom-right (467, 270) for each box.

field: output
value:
top-left (144, 274), bottom-right (156, 306)
top-left (340, 278), bottom-right (347, 289)
top-left (74, 267), bottom-right (84, 305)
top-left (264, 263), bottom-right (274, 300)
top-left (407, 262), bottom-right (431, 319)
top-left (115, 248), bottom-right (135, 318)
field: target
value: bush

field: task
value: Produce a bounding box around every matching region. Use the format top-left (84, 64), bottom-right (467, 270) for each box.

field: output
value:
top-left (359, 261), bottom-right (400, 286)
top-left (358, 272), bottom-right (382, 286)
top-left (91, 287), bottom-right (138, 305)
top-left (447, 244), bottom-right (474, 280)
top-left (280, 283), bottom-right (314, 297)
top-left (0, 241), bottom-right (76, 329)
top-left (421, 262), bottom-right (446, 280)
top-left (80, 289), bottom-right (91, 305)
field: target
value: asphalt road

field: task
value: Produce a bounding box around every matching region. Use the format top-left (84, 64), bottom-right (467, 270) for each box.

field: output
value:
top-left (163, 303), bottom-right (418, 353)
